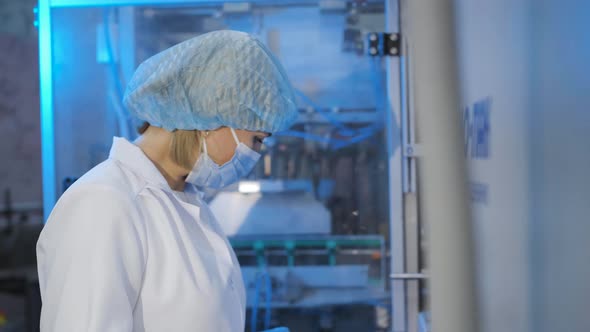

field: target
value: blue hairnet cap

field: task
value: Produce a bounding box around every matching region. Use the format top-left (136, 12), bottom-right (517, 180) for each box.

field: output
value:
top-left (123, 30), bottom-right (298, 133)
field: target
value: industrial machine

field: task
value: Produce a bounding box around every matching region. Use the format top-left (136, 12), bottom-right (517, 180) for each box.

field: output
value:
top-left (210, 180), bottom-right (388, 330)
top-left (38, 0), bottom-right (426, 331)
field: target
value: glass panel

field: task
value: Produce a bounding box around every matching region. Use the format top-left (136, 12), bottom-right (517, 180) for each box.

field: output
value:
top-left (52, 7), bottom-right (119, 194)
top-left (50, 2), bottom-right (392, 331)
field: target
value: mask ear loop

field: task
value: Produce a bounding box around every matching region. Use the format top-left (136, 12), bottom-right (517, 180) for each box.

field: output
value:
top-left (229, 128), bottom-right (241, 145)
top-left (202, 131), bottom-right (209, 155)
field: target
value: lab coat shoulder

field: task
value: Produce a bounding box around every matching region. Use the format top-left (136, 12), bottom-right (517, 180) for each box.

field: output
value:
top-left (38, 159), bottom-right (148, 260)
top-left (72, 157), bottom-right (148, 198)
top-left (37, 159), bottom-right (149, 332)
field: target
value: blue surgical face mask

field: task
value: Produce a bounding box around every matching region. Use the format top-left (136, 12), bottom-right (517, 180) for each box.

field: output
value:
top-left (186, 128), bottom-right (261, 189)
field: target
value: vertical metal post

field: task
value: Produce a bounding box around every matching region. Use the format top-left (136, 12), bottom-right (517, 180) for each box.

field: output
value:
top-left (399, 2), bottom-right (420, 330)
top-left (39, 0), bottom-right (56, 222)
top-left (385, 0), bottom-right (406, 331)
top-left (407, 1), bottom-right (477, 332)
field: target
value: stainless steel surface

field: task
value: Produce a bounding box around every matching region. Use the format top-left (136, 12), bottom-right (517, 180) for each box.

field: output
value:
top-left (400, 10), bottom-right (421, 326)
top-left (405, 192), bottom-right (420, 332)
top-left (385, 0), bottom-right (406, 331)
top-left (390, 273), bottom-right (428, 280)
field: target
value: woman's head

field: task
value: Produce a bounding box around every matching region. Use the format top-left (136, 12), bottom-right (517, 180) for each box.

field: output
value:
top-left (138, 122), bottom-right (269, 173)
top-left (124, 30), bottom-right (298, 135)
top-left (128, 30), bottom-right (292, 189)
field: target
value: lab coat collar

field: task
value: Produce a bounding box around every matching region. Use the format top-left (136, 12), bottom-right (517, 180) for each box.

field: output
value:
top-left (109, 137), bottom-right (172, 191)
top-left (108, 137), bottom-right (203, 197)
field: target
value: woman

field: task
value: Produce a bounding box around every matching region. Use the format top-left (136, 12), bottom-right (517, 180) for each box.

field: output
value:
top-left (36, 30), bottom-right (297, 331)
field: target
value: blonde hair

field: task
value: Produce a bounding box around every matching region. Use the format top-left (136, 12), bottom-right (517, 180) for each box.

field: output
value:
top-left (138, 122), bottom-right (203, 170)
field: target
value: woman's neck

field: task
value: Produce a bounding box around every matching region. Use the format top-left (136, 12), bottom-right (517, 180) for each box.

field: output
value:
top-left (134, 130), bottom-right (188, 192)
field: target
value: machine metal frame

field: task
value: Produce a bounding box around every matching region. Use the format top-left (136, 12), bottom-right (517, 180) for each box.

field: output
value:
top-left (37, 0), bottom-right (416, 330)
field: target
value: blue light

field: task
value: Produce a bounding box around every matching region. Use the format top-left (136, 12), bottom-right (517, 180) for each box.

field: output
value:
top-left (50, 0), bottom-right (283, 8)
top-left (38, 0), bottom-right (56, 222)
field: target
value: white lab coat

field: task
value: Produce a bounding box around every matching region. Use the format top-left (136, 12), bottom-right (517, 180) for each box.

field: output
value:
top-left (37, 137), bottom-right (246, 332)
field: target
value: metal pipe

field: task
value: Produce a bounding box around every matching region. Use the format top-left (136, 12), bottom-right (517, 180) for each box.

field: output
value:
top-left (49, 0), bottom-right (331, 9)
top-left (234, 249), bottom-right (383, 256)
top-left (390, 273), bottom-right (428, 280)
top-left (406, 1), bottom-right (477, 332)
top-left (385, 0), bottom-right (406, 331)
top-left (385, 0), bottom-right (406, 332)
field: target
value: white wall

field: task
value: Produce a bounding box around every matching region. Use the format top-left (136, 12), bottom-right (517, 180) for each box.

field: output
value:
top-left (530, 1), bottom-right (590, 331)
top-left (454, 1), bottom-right (531, 331)
top-left (454, 0), bottom-right (590, 331)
